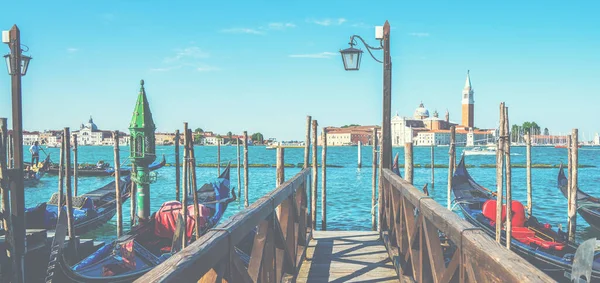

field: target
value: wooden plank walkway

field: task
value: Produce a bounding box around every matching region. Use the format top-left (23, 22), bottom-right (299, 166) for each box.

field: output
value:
top-left (297, 231), bottom-right (398, 283)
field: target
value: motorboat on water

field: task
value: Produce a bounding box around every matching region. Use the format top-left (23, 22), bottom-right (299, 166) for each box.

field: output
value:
top-left (463, 147), bottom-right (496, 156)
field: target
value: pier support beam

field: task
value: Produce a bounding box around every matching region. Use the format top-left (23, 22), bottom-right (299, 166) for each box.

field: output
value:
top-left (113, 131), bottom-right (122, 238)
top-left (495, 103), bottom-right (506, 243)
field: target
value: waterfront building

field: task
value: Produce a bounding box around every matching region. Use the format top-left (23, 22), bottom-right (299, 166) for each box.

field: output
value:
top-left (414, 128), bottom-right (494, 146)
top-left (594, 133), bottom-right (600, 146)
top-left (325, 125), bottom-right (380, 146)
top-left (23, 131), bottom-right (40, 145)
top-left (530, 134), bottom-right (569, 145)
top-left (70, 116), bottom-right (131, 146)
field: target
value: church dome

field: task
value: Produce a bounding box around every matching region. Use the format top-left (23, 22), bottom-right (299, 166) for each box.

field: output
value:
top-left (414, 102), bottom-right (430, 119)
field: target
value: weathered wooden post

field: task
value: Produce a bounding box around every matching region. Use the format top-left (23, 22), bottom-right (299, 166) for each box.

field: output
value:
top-left (404, 142), bottom-right (414, 184)
top-left (357, 140), bottom-right (362, 168)
top-left (304, 116), bottom-right (312, 169)
top-left (504, 107), bottom-right (512, 250)
top-left (73, 134), bottom-right (78, 196)
top-left (526, 132), bottom-right (532, 216)
top-left (175, 130), bottom-right (180, 202)
top-left (243, 131), bottom-right (249, 207)
top-left (182, 123), bottom-right (189, 248)
top-left (567, 135), bottom-right (572, 236)
top-left (188, 129), bottom-right (202, 240)
top-left (130, 164), bottom-right (136, 227)
top-left (447, 126), bottom-right (456, 209)
top-left (569, 129), bottom-right (579, 242)
top-left (0, 119), bottom-right (11, 234)
top-left (57, 135), bottom-right (65, 221)
top-left (311, 120), bottom-right (318, 230)
top-left (64, 127), bottom-right (78, 257)
top-left (495, 103), bottom-right (505, 243)
top-left (7, 133), bottom-right (12, 169)
top-left (431, 144), bottom-right (435, 189)
top-left (217, 138), bottom-right (221, 175)
top-left (321, 129), bottom-right (327, 231)
top-left (129, 80), bottom-right (157, 223)
top-left (276, 147), bottom-right (284, 186)
top-left (113, 131), bottom-right (123, 237)
top-left (237, 137), bottom-right (241, 201)
top-left (372, 128), bottom-right (378, 231)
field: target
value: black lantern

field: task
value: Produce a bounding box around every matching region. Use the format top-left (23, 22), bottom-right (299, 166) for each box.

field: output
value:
top-left (4, 53), bottom-right (32, 76)
top-left (340, 45), bottom-right (363, 71)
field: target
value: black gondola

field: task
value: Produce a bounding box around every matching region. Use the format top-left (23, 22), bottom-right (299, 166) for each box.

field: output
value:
top-left (23, 155), bottom-right (51, 186)
top-left (452, 155), bottom-right (600, 281)
top-left (24, 157), bottom-right (164, 235)
top-left (46, 155), bottom-right (166, 177)
top-left (47, 164), bottom-right (236, 282)
top-left (557, 164), bottom-right (600, 230)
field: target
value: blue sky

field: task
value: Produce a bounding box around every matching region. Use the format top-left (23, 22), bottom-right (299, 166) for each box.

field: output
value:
top-left (1, 1), bottom-right (599, 140)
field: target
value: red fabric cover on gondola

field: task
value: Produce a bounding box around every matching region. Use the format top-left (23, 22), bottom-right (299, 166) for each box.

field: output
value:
top-left (154, 201), bottom-right (210, 239)
top-left (510, 201), bottom-right (527, 227)
top-left (482, 200), bottom-right (505, 225)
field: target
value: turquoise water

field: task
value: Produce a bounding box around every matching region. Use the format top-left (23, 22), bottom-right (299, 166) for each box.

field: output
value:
top-left (19, 145), bottom-right (600, 243)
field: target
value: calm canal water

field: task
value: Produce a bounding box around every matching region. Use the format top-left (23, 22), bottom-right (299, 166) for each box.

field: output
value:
top-left (20, 145), bottom-right (600, 243)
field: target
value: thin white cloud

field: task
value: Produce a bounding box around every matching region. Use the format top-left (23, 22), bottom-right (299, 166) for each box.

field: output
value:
top-left (289, 52), bottom-right (337, 59)
top-left (197, 64), bottom-right (220, 72)
top-left (267, 22), bottom-right (296, 30)
top-left (409, 32), bottom-right (430, 37)
top-left (307, 18), bottom-right (347, 26)
top-left (220, 28), bottom-right (265, 35)
top-left (67, 48), bottom-right (79, 53)
top-left (164, 47), bottom-right (209, 63)
top-left (149, 65), bottom-right (182, 72)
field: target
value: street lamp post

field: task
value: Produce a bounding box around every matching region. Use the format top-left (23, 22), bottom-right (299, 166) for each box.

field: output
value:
top-left (340, 21), bottom-right (391, 170)
top-left (2, 24), bottom-right (32, 283)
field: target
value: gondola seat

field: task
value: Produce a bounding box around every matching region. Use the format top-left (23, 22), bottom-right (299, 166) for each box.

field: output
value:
top-left (154, 201), bottom-right (211, 240)
top-left (481, 200), bottom-right (505, 225)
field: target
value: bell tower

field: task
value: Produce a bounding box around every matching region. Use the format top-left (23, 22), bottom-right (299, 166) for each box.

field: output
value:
top-left (461, 70), bottom-right (474, 128)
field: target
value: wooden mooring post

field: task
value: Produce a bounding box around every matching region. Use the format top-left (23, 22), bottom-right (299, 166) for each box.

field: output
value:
top-left (243, 131), bottom-right (249, 207)
top-left (276, 147), bottom-right (284, 186)
top-left (0, 118), bottom-right (11, 233)
top-left (64, 127), bottom-right (78, 257)
top-left (311, 120), bottom-right (318, 230)
top-left (237, 137), bottom-right (241, 201)
top-left (526, 132), bottom-right (532, 216)
top-left (217, 138), bottom-right (221, 175)
top-left (372, 128), bottom-right (378, 231)
top-left (188, 129), bottom-right (202, 240)
top-left (404, 142), bottom-right (413, 184)
top-left (6, 133), bottom-right (12, 169)
top-left (130, 164), bottom-right (136, 227)
top-left (447, 126), bottom-right (456, 209)
top-left (495, 103), bottom-right (505, 243)
top-left (431, 144), bottom-right (434, 189)
top-left (357, 140), bottom-right (362, 168)
top-left (321, 129), bottom-right (327, 231)
top-left (182, 122), bottom-right (189, 248)
top-left (568, 129), bottom-right (578, 242)
top-left (113, 131), bottom-right (123, 238)
top-left (175, 130), bottom-right (180, 202)
top-left (504, 106), bottom-right (512, 250)
top-left (304, 115), bottom-right (311, 169)
top-left (57, 135), bottom-right (65, 221)
top-left (73, 135), bottom-right (78, 196)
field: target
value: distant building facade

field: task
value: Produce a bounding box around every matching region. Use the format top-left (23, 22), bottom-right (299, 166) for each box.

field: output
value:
top-left (325, 126), bottom-right (380, 146)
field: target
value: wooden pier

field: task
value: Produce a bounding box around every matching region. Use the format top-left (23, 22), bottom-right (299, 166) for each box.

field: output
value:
top-left (298, 231), bottom-right (397, 282)
top-left (137, 164), bottom-right (555, 282)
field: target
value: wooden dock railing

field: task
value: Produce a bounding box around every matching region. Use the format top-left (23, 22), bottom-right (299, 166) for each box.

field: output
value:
top-left (380, 168), bottom-right (554, 282)
top-left (136, 168), bottom-right (312, 282)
